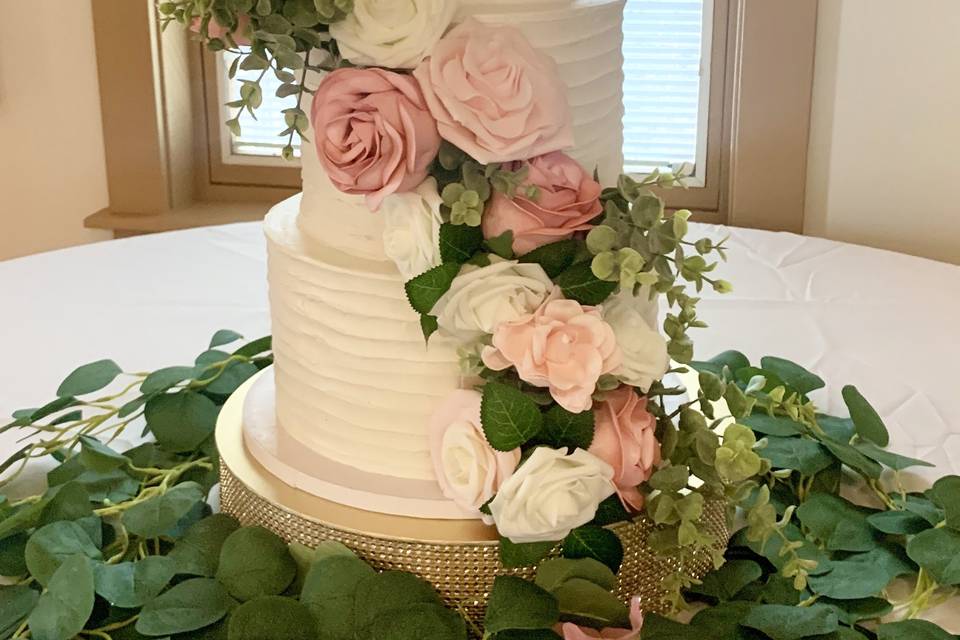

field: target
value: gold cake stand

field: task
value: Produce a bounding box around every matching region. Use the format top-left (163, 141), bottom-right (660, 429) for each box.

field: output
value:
top-left (217, 376), bottom-right (730, 622)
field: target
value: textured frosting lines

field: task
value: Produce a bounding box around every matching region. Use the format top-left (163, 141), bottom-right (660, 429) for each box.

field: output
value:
top-left (267, 204), bottom-right (462, 480)
top-left (298, 0), bottom-right (626, 261)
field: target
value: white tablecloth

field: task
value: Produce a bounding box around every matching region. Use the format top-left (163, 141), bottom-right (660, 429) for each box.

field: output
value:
top-left (1, 222), bottom-right (959, 628)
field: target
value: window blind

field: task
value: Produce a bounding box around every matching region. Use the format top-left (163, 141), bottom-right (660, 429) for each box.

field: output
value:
top-left (622, 0), bottom-right (706, 172)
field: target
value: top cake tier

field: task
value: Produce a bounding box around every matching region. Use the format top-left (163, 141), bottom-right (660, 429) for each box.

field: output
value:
top-left (298, 0), bottom-right (627, 263)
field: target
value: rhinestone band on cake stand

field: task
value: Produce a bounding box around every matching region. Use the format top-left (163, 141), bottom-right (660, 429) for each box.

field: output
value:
top-left (216, 375), bottom-right (730, 624)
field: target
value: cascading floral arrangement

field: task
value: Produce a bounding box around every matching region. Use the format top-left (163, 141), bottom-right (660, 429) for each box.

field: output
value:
top-left (0, 2), bottom-right (951, 640)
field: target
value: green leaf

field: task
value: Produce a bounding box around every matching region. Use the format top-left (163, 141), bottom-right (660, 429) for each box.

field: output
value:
top-left (420, 314), bottom-right (439, 342)
top-left (439, 222), bottom-right (484, 264)
top-left (760, 436), bottom-right (834, 475)
top-left (481, 382), bottom-right (544, 452)
top-left (25, 521), bottom-right (102, 587)
top-left (929, 475), bottom-right (960, 530)
top-left (56, 360), bottom-right (122, 397)
top-left (759, 356), bottom-right (825, 394)
top-left (301, 554), bottom-right (374, 640)
top-left (820, 596), bottom-right (893, 625)
top-left (168, 513), bottom-right (240, 577)
top-left (0, 585), bottom-right (38, 639)
top-left (740, 604), bottom-right (839, 640)
top-left (484, 576), bottom-right (558, 635)
top-left (353, 571), bottom-right (446, 635)
top-left (552, 578), bottom-right (629, 628)
top-left (93, 556), bottom-right (176, 608)
top-left (562, 526), bottom-right (624, 576)
top-left (404, 263), bottom-right (461, 315)
top-left (359, 603), bottom-right (467, 640)
top-left (553, 262), bottom-right (617, 305)
top-left (39, 482), bottom-right (94, 526)
top-left (820, 437), bottom-right (882, 479)
top-left (121, 482), bottom-right (205, 539)
top-left (204, 361), bottom-right (259, 396)
top-left (540, 406), bottom-right (594, 450)
top-left (867, 509), bottom-right (931, 535)
top-left (796, 493), bottom-right (877, 552)
top-left (141, 366), bottom-right (198, 394)
top-left (28, 555), bottom-right (94, 640)
top-left (216, 526), bottom-right (296, 602)
top-left (816, 414), bottom-right (856, 441)
top-left (686, 559), bottom-right (763, 602)
top-left (535, 557), bottom-right (617, 593)
top-left (740, 414), bottom-right (803, 437)
top-left (0, 533), bottom-right (28, 576)
top-left (906, 528), bottom-right (960, 585)
top-left (877, 619), bottom-right (955, 640)
top-left (841, 385), bottom-right (889, 447)
top-left (854, 441), bottom-right (935, 471)
top-left (78, 436), bottom-right (130, 473)
top-left (485, 231), bottom-right (515, 259)
top-left (233, 336), bottom-right (272, 358)
top-left (807, 546), bottom-right (914, 599)
top-left (500, 538), bottom-right (557, 568)
top-left (518, 240), bottom-right (579, 278)
top-left (899, 493), bottom-right (945, 526)
top-left (690, 351), bottom-right (750, 378)
top-left (733, 523), bottom-right (831, 576)
top-left (228, 596), bottom-right (317, 640)
top-left (590, 495), bottom-right (631, 527)
top-left (144, 392), bottom-right (219, 453)
top-left (135, 578), bottom-right (233, 636)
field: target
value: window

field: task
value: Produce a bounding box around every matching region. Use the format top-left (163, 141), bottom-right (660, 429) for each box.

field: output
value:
top-left (219, 49), bottom-right (302, 164)
top-left (622, 0), bottom-right (711, 181)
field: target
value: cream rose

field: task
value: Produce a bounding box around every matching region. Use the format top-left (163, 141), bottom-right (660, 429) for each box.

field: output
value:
top-left (429, 390), bottom-right (520, 520)
top-left (431, 258), bottom-right (554, 340)
top-left (602, 291), bottom-right (669, 392)
top-left (330, 0), bottom-right (458, 69)
top-left (381, 178), bottom-right (443, 280)
top-left (489, 448), bottom-right (616, 544)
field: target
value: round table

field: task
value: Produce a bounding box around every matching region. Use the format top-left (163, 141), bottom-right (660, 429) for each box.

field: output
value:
top-left (2, 221), bottom-right (959, 629)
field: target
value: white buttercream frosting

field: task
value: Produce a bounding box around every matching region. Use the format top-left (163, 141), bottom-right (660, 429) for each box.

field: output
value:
top-left (272, 0), bottom-right (627, 486)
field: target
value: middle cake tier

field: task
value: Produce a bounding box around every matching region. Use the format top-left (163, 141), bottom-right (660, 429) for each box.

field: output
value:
top-left (265, 197), bottom-right (463, 484)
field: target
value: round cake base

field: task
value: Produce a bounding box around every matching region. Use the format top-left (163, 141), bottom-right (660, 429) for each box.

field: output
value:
top-left (217, 376), bottom-right (730, 622)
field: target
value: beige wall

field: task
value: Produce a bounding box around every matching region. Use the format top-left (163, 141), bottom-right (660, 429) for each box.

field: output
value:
top-left (805, 0), bottom-right (960, 265)
top-left (0, 0), bottom-right (110, 261)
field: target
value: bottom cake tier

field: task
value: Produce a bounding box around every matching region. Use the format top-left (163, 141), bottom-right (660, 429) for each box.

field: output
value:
top-left (216, 375), bottom-right (730, 623)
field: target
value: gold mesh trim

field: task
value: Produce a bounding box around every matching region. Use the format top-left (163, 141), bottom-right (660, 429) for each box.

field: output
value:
top-left (219, 461), bottom-right (729, 624)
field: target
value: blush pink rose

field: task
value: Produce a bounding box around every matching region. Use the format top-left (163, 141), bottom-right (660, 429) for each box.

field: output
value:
top-left (482, 295), bottom-right (621, 414)
top-left (189, 14), bottom-right (251, 45)
top-left (311, 68), bottom-right (441, 210)
top-left (590, 386), bottom-right (661, 511)
top-left (413, 19), bottom-right (575, 164)
top-left (428, 390), bottom-right (521, 519)
top-left (483, 152), bottom-right (602, 255)
top-left (557, 596), bottom-right (644, 640)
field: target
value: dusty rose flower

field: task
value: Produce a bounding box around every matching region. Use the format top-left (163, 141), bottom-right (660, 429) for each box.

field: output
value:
top-left (589, 386), bottom-right (661, 511)
top-left (557, 596), bottom-right (644, 639)
top-left (413, 19), bottom-right (574, 164)
top-left (428, 390), bottom-right (520, 519)
top-left (482, 296), bottom-right (621, 413)
top-left (484, 152), bottom-right (602, 255)
top-left (311, 68), bottom-right (441, 210)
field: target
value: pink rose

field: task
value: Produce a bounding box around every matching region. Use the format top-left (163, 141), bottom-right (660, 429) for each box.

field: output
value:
top-left (483, 152), bottom-right (602, 255)
top-left (311, 68), bottom-right (441, 210)
top-left (482, 296), bottom-right (621, 414)
top-left (189, 14), bottom-right (251, 45)
top-left (590, 386), bottom-right (661, 511)
top-left (557, 597), bottom-right (644, 640)
top-left (413, 19), bottom-right (575, 164)
top-left (428, 390), bottom-right (520, 519)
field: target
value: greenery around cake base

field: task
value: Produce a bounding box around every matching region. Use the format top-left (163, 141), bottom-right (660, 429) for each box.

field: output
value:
top-left (0, 331), bottom-right (957, 639)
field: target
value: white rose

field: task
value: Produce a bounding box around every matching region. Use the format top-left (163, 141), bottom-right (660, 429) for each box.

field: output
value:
top-left (603, 290), bottom-right (670, 392)
top-left (489, 448), bottom-right (616, 544)
top-left (429, 390), bottom-right (520, 520)
top-left (432, 258), bottom-right (553, 340)
top-left (382, 178), bottom-right (443, 280)
top-left (330, 0), bottom-right (458, 69)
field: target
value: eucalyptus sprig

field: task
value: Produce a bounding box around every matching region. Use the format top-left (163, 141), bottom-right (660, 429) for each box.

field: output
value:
top-left (157, 0), bottom-right (350, 154)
